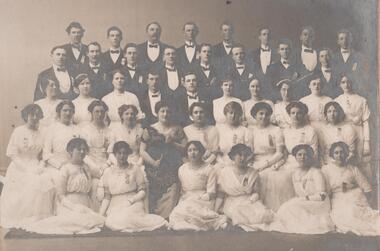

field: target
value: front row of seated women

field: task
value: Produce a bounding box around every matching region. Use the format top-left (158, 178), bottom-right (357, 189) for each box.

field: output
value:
top-left (1, 99), bottom-right (379, 235)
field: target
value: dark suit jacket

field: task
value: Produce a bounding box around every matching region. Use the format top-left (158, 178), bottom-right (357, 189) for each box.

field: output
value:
top-left (314, 66), bottom-right (341, 99)
top-left (176, 44), bottom-right (200, 70)
top-left (174, 87), bottom-right (214, 126)
top-left (192, 63), bottom-right (222, 100)
top-left (34, 66), bottom-right (77, 101)
top-left (250, 47), bottom-right (278, 75)
top-left (137, 41), bottom-right (169, 70)
top-left (99, 49), bottom-right (124, 74)
top-left (76, 63), bottom-right (113, 99)
top-left (120, 65), bottom-right (147, 98)
top-left (62, 43), bottom-right (88, 71)
top-left (212, 42), bottom-right (234, 72)
top-left (293, 47), bottom-right (319, 77)
top-left (139, 89), bottom-right (172, 127)
top-left (332, 49), bottom-right (361, 76)
top-left (157, 64), bottom-right (184, 98)
top-left (226, 62), bottom-right (256, 101)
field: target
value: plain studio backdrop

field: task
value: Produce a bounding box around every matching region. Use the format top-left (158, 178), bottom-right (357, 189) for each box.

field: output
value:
top-left (0, 0), bottom-right (377, 170)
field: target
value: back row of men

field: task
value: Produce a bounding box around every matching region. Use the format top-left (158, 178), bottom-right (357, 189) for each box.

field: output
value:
top-left (34, 21), bottom-right (366, 105)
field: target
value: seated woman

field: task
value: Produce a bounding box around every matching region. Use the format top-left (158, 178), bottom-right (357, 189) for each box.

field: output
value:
top-left (322, 141), bottom-right (380, 236)
top-left (99, 141), bottom-right (167, 232)
top-left (283, 101), bottom-right (319, 169)
top-left (169, 141), bottom-right (227, 231)
top-left (80, 100), bottom-right (112, 210)
top-left (213, 78), bottom-right (243, 124)
top-left (272, 79), bottom-right (293, 129)
top-left (34, 78), bottom-right (62, 129)
top-left (184, 102), bottom-right (219, 164)
top-left (1, 104), bottom-right (55, 229)
top-left (243, 79), bottom-right (274, 126)
top-left (319, 101), bottom-right (357, 165)
top-left (271, 144), bottom-right (334, 234)
top-left (216, 101), bottom-right (250, 164)
top-left (25, 138), bottom-right (105, 234)
top-left (248, 102), bottom-right (291, 211)
top-left (43, 100), bottom-right (80, 182)
top-left (215, 144), bottom-right (274, 231)
top-left (140, 101), bottom-right (186, 219)
top-left (72, 74), bottom-right (97, 125)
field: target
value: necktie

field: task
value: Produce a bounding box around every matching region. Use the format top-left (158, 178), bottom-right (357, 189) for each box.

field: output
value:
top-left (151, 94), bottom-right (159, 98)
top-left (91, 66), bottom-right (100, 70)
top-left (72, 44), bottom-right (81, 50)
top-left (261, 47), bottom-right (270, 52)
top-left (185, 44), bottom-right (195, 48)
top-left (303, 48), bottom-right (314, 53)
top-left (282, 61), bottom-right (289, 66)
top-left (201, 66), bottom-right (210, 71)
top-left (236, 66), bottom-right (245, 70)
top-left (110, 50), bottom-right (120, 54)
top-left (128, 67), bottom-right (136, 71)
top-left (188, 95), bottom-right (198, 100)
top-left (149, 44), bottom-right (158, 48)
top-left (57, 67), bottom-right (66, 72)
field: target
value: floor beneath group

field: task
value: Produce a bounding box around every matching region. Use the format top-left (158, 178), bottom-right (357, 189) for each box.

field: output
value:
top-left (1, 227), bottom-right (380, 251)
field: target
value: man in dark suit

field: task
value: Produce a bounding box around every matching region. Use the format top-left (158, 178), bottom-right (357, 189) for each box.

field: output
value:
top-left (212, 22), bottom-right (235, 71)
top-left (267, 39), bottom-right (303, 101)
top-left (100, 26), bottom-right (124, 74)
top-left (121, 43), bottom-right (147, 96)
top-left (61, 22), bottom-right (88, 71)
top-left (293, 26), bottom-right (318, 76)
top-left (77, 42), bottom-right (112, 99)
top-left (175, 71), bottom-right (214, 126)
top-left (34, 46), bottom-right (77, 101)
top-left (137, 22), bottom-right (169, 70)
top-left (227, 44), bottom-right (255, 101)
top-left (176, 22), bottom-right (200, 70)
top-left (139, 69), bottom-right (171, 127)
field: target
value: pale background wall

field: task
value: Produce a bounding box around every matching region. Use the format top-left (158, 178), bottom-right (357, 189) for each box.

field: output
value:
top-left (0, 0), bottom-right (378, 169)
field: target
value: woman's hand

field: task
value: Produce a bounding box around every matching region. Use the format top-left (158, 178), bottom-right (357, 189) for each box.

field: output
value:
top-left (351, 116), bottom-right (362, 126)
top-left (363, 141), bottom-right (371, 156)
top-left (153, 155), bottom-right (163, 168)
top-left (249, 193), bottom-right (259, 203)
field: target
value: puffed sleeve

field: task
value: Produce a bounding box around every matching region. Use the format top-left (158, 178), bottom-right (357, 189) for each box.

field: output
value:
top-left (135, 165), bottom-right (147, 191)
top-left (351, 166), bottom-right (372, 193)
top-left (206, 165), bottom-right (217, 195)
top-left (6, 127), bottom-right (19, 157)
top-left (361, 98), bottom-right (370, 122)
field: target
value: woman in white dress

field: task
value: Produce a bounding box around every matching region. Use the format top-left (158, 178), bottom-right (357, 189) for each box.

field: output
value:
top-left (215, 144), bottom-right (274, 231)
top-left (243, 79), bottom-right (274, 126)
top-left (334, 74), bottom-right (372, 179)
top-left (249, 102), bottom-right (293, 211)
top-left (272, 79), bottom-right (292, 129)
top-left (319, 101), bottom-right (357, 165)
top-left (213, 79), bottom-right (243, 124)
top-left (80, 100), bottom-right (112, 210)
top-left (43, 100), bottom-right (80, 183)
top-left (184, 102), bottom-right (219, 164)
top-left (322, 141), bottom-right (380, 236)
top-left (34, 78), bottom-right (62, 129)
top-left (72, 74), bottom-right (97, 125)
top-left (25, 138), bottom-right (105, 234)
top-left (283, 101), bottom-right (319, 169)
top-left (169, 141), bottom-right (227, 231)
top-left (271, 144), bottom-right (334, 234)
top-left (1, 104), bottom-right (55, 229)
top-left (216, 101), bottom-right (250, 164)
top-left (99, 141), bottom-right (167, 232)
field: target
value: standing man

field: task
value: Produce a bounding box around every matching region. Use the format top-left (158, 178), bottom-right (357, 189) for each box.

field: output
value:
top-left (121, 43), bottom-right (146, 96)
top-left (176, 22), bottom-right (200, 70)
top-left (293, 26), bottom-right (318, 76)
top-left (62, 21), bottom-right (88, 70)
top-left (137, 22), bottom-right (169, 70)
top-left (34, 46), bottom-right (77, 101)
top-left (100, 26), bottom-right (124, 74)
top-left (314, 48), bottom-right (340, 98)
top-left (212, 22), bottom-right (235, 71)
top-left (158, 46), bottom-right (183, 97)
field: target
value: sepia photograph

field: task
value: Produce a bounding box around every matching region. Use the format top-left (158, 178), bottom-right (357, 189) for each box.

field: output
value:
top-left (0, 0), bottom-right (379, 250)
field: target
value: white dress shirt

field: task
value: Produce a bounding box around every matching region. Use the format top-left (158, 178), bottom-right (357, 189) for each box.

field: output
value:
top-left (127, 64), bottom-right (136, 79)
top-left (166, 65), bottom-right (179, 91)
top-left (109, 47), bottom-right (122, 64)
top-left (223, 41), bottom-right (232, 55)
top-left (187, 92), bottom-right (199, 110)
top-left (148, 90), bottom-right (161, 117)
top-left (89, 62), bottom-right (100, 74)
top-left (235, 64), bottom-right (245, 75)
top-left (260, 45), bottom-right (271, 74)
top-left (147, 42), bottom-right (160, 62)
top-left (200, 63), bottom-right (210, 78)
top-left (71, 44), bottom-right (81, 60)
top-left (301, 45), bottom-right (317, 71)
top-left (321, 66), bottom-right (332, 82)
top-left (341, 48), bottom-right (351, 63)
top-left (185, 41), bottom-right (196, 63)
top-left (281, 59), bottom-right (290, 69)
top-left (53, 64), bottom-right (71, 94)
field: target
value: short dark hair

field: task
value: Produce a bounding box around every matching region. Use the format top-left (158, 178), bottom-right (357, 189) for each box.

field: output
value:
top-left (228, 143), bottom-right (252, 160)
top-left (66, 137), bottom-right (89, 154)
top-left (146, 67), bottom-right (160, 78)
top-left (50, 45), bottom-right (66, 54)
top-left (231, 43), bottom-right (245, 52)
top-left (324, 101), bottom-right (345, 123)
top-left (118, 104), bottom-right (138, 121)
top-left (113, 141), bottom-right (133, 155)
top-left (56, 100), bottom-right (75, 116)
top-left (223, 101), bottom-right (243, 118)
top-left (40, 78), bottom-right (58, 94)
top-left (220, 21), bottom-right (234, 31)
top-left (291, 144), bottom-right (314, 157)
top-left (182, 22), bottom-right (199, 33)
top-left (146, 21), bottom-right (162, 32)
top-left (21, 104), bottom-right (43, 122)
top-left (250, 102), bottom-right (273, 119)
top-left (198, 43), bottom-right (212, 52)
top-left (184, 141), bottom-right (206, 158)
top-left (337, 29), bottom-right (353, 43)
top-left (107, 26), bottom-right (123, 37)
top-left (286, 101), bottom-right (308, 115)
top-left (319, 47), bottom-right (333, 57)
top-left (74, 73), bottom-right (91, 88)
top-left (183, 71), bottom-right (197, 79)
top-left (123, 43), bottom-right (138, 52)
top-left (164, 46), bottom-right (177, 53)
top-left (110, 69), bottom-right (126, 78)
top-left (189, 102), bottom-right (207, 115)
top-left (300, 26), bottom-right (315, 37)
top-left (308, 73), bottom-right (324, 88)
top-left (277, 38), bottom-right (293, 49)
top-left (88, 41), bottom-right (101, 51)
top-left (329, 141), bottom-right (349, 159)
top-left (258, 27), bottom-right (270, 35)
top-left (154, 100), bottom-right (172, 115)
top-left (88, 100), bottom-right (108, 113)
top-left (66, 21), bottom-right (85, 34)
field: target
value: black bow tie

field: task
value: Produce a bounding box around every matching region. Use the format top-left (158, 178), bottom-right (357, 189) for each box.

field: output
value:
top-left (110, 50), bottom-right (120, 54)
top-left (188, 95), bottom-right (198, 99)
top-left (72, 44), bottom-right (81, 50)
top-left (225, 45), bottom-right (232, 48)
top-left (261, 48), bottom-right (270, 52)
top-left (91, 66), bottom-right (100, 70)
top-left (56, 67), bottom-right (66, 72)
top-left (185, 44), bottom-right (195, 48)
top-left (149, 44), bottom-right (158, 48)
top-left (201, 66), bottom-right (210, 71)
top-left (324, 69), bottom-right (331, 73)
top-left (151, 94), bottom-right (159, 98)
top-left (303, 48), bottom-right (314, 53)
top-left (341, 50), bottom-right (350, 54)
top-left (166, 67), bottom-right (176, 72)
top-left (236, 65), bottom-right (245, 70)
top-left (128, 67), bottom-right (136, 71)
top-left (282, 61), bottom-right (289, 65)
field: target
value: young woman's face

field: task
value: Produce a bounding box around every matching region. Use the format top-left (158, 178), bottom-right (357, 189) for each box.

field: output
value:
top-left (71, 144), bottom-right (87, 163)
top-left (26, 111), bottom-right (41, 128)
top-left (255, 108), bottom-right (270, 126)
top-left (112, 72), bottom-right (125, 91)
top-left (295, 149), bottom-right (310, 167)
top-left (191, 106), bottom-right (205, 124)
top-left (121, 108), bottom-right (137, 124)
top-left (92, 105), bottom-right (106, 122)
top-left (309, 78), bottom-right (322, 95)
top-left (45, 80), bottom-right (59, 98)
top-left (332, 145), bottom-right (347, 165)
top-left (158, 106), bottom-right (171, 123)
top-left (78, 79), bottom-right (92, 96)
top-left (59, 104), bottom-right (74, 123)
top-left (326, 105), bottom-right (339, 124)
top-left (339, 76), bottom-right (352, 93)
top-left (222, 81), bottom-right (233, 96)
top-left (225, 109), bottom-right (240, 125)
top-left (115, 148), bottom-right (129, 166)
top-left (289, 107), bottom-right (304, 124)
top-left (280, 83), bottom-right (290, 101)
top-left (232, 152), bottom-right (249, 168)
top-left (187, 144), bottom-right (202, 162)
top-left (249, 80), bottom-right (260, 97)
